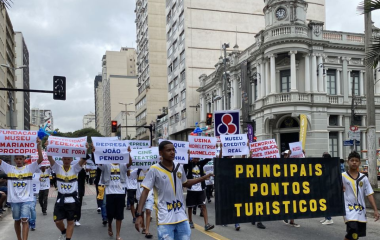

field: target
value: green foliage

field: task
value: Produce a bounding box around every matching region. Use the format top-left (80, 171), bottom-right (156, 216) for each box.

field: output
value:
top-left (358, 0), bottom-right (380, 14)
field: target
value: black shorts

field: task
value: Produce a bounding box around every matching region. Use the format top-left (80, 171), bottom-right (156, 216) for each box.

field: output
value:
top-left (127, 189), bottom-right (137, 205)
top-left (106, 194), bottom-right (125, 220)
top-left (186, 190), bottom-right (206, 208)
top-left (346, 221), bottom-right (366, 240)
top-left (53, 203), bottom-right (76, 222)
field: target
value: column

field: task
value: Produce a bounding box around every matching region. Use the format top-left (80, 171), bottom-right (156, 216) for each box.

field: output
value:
top-left (311, 53), bottom-right (318, 92)
top-left (230, 78), bottom-right (236, 109)
top-left (348, 70), bottom-right (352, 96)
top-left (270, 54), bottom-right (276, 94)
top-left (260, 61), bottom-right (265, 98)
top-left (317, 54), bottom-right (324, 92)
top-left (338, 131), bottom-right (343, 159)
top-left (265, 59), bottom-right (270, 95)
top-left (256, 64), bottom-right (261, 99)
top-left (217, 86), bottom-right (223, 110)
top-left (234, 78), bottom-right (239, 109)
top-left (360, 70), bottom-right (364, 96)
top-left (289, 51), bottom-right (297, 92)
top-left (304, 54), bottom-right (311, 92)
top-left (336, 69), bottom-right (341, 95)
top-left (342, 57), bottom-right (350, 102)
top-left (200, 95), bottom-right (206, 122)
top-left (251, 82), bottom-right (255, 103)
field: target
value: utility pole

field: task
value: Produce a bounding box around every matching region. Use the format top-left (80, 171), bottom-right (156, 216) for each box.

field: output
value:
top-left (222, 43), bottom-right (230, 110)
top-left (364, 0), bottom-right (377, 188)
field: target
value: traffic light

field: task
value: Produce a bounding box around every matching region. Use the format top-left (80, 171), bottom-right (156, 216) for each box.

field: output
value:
top-left (111, 121), bottom-right (118, 133)
top-left (253, 136), bottom-right (257, 142)
top-left (53, 76), bottom-right (66, 100)
top-left (206, 113), bottom-right (213, 125)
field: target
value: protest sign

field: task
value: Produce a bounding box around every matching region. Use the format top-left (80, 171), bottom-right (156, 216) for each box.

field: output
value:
top-left (220, 134), bottom-right (249, 156)
top-left (92, 138), bottom-right (129, 164)
top-left (189, 136), bottom-right (217, 158)
top-left (46, 136), bottom-right (87, 157)
top-left (289, 142), bottom-right (305, 158)
top-left (130, 147), bottom-right (160, 170)
top-left (125, 140), bottom-right (150, 149)
top-left (31, 152), bottom-right (50, 166)
top-left (249, 139), bottom-right (280, 158)
top-left (32, 173), bottom-right (41, 194)
top-left (0, 129), bottom-right (38, 155)
top-left (214, 158), bottom-right (344, 224)
top-left (159, 139), bottom-right (189, 164)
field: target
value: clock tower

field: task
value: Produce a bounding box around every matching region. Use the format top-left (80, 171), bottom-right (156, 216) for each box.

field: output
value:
top-left (263, 0), bottom-right (308, 29)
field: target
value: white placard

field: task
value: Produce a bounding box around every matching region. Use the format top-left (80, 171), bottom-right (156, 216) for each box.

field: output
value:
top-left (31, 152), bottom-right (50, 166)
top-left (220, 134), bottom-right (249, 156)
top-left (0, 129), bottom-right (38, 155)
top-left (46, 136), bottom-right (87, 157)
top-left (159, 139), bottom-right (189, 164)
top-left (189, 136), bottom-right (217, 158)
top-left (130, 147), bottom-right (160, 170)
top-left (125, 140), bottom-right (150, 149)
top-left (249, 139), bottom-right (280, 158)
top-left (92, 138), bottom-right (130, 164)
top-left (32, 173), bottom-right (41, 194)
top-left (289, 142), bottom-right (305, 158)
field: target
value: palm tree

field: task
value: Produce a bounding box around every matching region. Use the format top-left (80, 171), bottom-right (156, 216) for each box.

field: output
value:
top-left (0, 0), bottom-right (12, 8)
top-left (358, 0), bottom-right (380, 68)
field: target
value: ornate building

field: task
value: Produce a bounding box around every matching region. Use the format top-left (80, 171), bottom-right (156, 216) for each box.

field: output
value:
top-left (197, 0), bottom-right (380, 159)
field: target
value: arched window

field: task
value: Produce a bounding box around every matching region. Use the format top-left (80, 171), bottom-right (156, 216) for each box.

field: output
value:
top-left (279, 117), bottom-right (299, 128)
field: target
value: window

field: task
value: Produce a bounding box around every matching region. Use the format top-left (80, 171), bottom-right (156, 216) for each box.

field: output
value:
top-left (172, 21), bottom-right (178, 33)
top-left (254, 82), bottom-right (258, 101)
top-left (353, 115), bottom-right (362, 126)
top-left (173, 58), bottom-right (178, 70)
top-left (208, 102), bottom-right (212, 113)
top-left (180, 70), bottom-right (186, 81)
top-left (181, 109), bottom-right (186, 119)
top-left (169, 98), bottom-right (173, 107)
top-left (170, 116), bottom-right (175, 125)
top-left (167, 28), bottom-right (172, 39)
top-left (168, 81), bottom-right (173, 90)
top-left (179, 11), bottom-right (184, 23)
top-left (329, 132), bottom-right (339, 158)
top-left (280, 70), bottom-right (291, 93)
top-left (329, 115), bottom-right (339, 126)
top-left (173, 40), bottom-right (178, 51)
top-left (168, 45), bottom-right (173, 57)
top-left (350, 71), bottom-right (360, 96)
top-left (173, 77), bottom-right (178, 86)
top-left (181, 90), bottom-right (186, 100)
top-left (180, 51), bottom-right (185, 62)
top-left (175, 113), bottom-right (179, 123)
top-left (179, 31), bottom-right (185, 43)
top-left (168, 64), bottom-right (173, 74)
top-left (327, 70), bottom-right (337, 95)
top-left (172, 2), bottom-right (177, 12)
top-left (174, 95), bottom-right (178, 105)
top-left (166, 11), bottom-right (171, 23)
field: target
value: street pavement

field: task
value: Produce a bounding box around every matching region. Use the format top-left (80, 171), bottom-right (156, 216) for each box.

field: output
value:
top-left (0, 185), bottom-right (379, 240)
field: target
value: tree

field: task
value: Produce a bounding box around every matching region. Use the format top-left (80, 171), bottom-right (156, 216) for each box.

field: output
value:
top-left (358, 0), bottom-right (380, 68)
top-left (0, 0), bottom-right (12, 9)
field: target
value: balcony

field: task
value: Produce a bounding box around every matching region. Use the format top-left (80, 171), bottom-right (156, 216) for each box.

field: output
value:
top-left (264, 25), bottom-right (308, 42)
top-left (322, 31), bottom-right (364, 45)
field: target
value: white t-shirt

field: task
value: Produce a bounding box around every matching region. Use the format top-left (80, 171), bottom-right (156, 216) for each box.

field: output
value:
top-left (0, 161), bottom-right (39, 203)
top-left (126, 168), bottom-right (138, 190)
top-left (188, 165), bottom-right (202, 191)
top-left (52, 161), bottom-right (82, 203)
top-left (342, 172), bottom-right (374, 222)
top-left (39, 168), bottom-right (51, 190)
top-left (105, 164), bottom-right (125, 195)
top-left (136, 169), bottom-right (153, 201)
top-left (203, 163), bottom-right (214, 186)
top-left (141, 163), bottom-right (188, 225)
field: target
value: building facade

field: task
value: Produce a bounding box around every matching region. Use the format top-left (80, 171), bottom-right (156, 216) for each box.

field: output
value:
top-left (165, 0), bottom-right (326, 140)
top-left (94, 74), bottom-right (105, 135)
top-left (197, 0), bottom-right (380, 160)
top-left (135, 0), bottom-right (168, 140)
top-left (30, 108), bottom-right (54, 131)
top-left (0, 4), bottom-right (17, 129)
top-left (15, 32), bottom-right (30, 130)
top-left (101, 48), bottom-right (138, 137)
top-left (83, 112), bottom-right (96, 129)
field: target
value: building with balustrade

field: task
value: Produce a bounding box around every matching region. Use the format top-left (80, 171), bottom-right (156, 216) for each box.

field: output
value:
top-left (197, 0), bottom-right (380, 159)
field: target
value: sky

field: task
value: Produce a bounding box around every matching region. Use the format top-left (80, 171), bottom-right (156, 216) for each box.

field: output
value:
top-left (6, 0), bottom-right (380, 132)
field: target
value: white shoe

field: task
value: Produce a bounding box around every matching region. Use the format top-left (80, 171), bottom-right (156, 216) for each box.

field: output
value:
top-left (320, 218), bottom-right (326, 223)
top-left (322, 219), bottom-right (333, 225)
top-left (58, 234), bottom-right (66, 240)
top-left (97, 207), bottom-right (101, 213)
top-left (75, 221), bottom-right (81, 226)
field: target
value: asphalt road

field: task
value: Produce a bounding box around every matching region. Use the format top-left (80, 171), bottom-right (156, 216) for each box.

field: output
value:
top-left (0, 187), bottom-right (379, 240)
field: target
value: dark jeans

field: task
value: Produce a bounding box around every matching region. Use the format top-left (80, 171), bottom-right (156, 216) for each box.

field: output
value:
top-left (75, 195), bottom-right (84, 221)
top-left (206, 185), bottom-right (213, 201)
top-left (38, 189), bottom-right (49, 213)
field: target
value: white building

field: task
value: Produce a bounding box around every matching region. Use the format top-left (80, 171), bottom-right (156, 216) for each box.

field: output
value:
top-left (30, 108), bottom-right (54, 131)
top-left (83, 112), bottom-right (96, 129)
top-left (165, 0), bottom-right (326, 140)
top-left (197, 0), bottom-right (380, 160)
top-left (15, 32), bottom-right (30, 130)
top-left (94, 74), bottom-right (104, 135)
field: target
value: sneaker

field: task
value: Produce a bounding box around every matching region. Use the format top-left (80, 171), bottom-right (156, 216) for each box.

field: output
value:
top-left (58, 234), bottom-right (66, 240)
top-left (257, 222), bottom-right (266, 229)
top-left (289, 222), bottom-right (300, 228)
top-left (207, 199), bottom-right (211, 203)
top-left (75, 221), bottom-right (81, 226)
top-left (235, 223), bottom-right (240, 231)
top-left (102, 220), bottom-right (108, 226)
top-left (189, 222), bottom-right (194, 229)
top-left (204, 223), bottom-right (214, 231)
top-left (133, 218), bottom-right (136, 224)
top-left (222, 224), bottom-right (228, 227)
top-left (322, 219), bottom-right (334, 225)
top-left (283, 220), bottom-right (289, 224)
top-left (192, 208), bottom-right (196, 215)
top-left (319, 218), bottom-right (326, 223)
top-left (43, 212), bottom-right (47, 216)
top-left (97, 207), bottom-right (101, 213)
top-left (31, 227), bottom-right (36, 231)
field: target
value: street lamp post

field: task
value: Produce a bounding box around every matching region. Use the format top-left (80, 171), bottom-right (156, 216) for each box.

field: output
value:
top-left (222, 43), bottom-right (230, 110)
top-left (119, 102), bottom-right (133, 139)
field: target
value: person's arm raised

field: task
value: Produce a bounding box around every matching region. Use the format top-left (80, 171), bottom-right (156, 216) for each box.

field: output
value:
top-left (45, 140), bottom-right (56, 167)
top-left (37, 138), bottom-right (44, 165)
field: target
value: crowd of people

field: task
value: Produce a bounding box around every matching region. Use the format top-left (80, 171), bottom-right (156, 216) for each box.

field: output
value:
top-left (0, 137), bottom-right (379, 240)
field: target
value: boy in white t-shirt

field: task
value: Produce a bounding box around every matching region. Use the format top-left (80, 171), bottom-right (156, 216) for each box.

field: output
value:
top-left (38, 166), bottom-right (51, 215)
top-left (0, 138), bottom-right (44, 240)
top-left (342, 151), bottom-right (379, 240)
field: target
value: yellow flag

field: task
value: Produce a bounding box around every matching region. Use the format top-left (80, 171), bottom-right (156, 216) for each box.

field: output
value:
top-left (299, 114), bottom-right (308, 149)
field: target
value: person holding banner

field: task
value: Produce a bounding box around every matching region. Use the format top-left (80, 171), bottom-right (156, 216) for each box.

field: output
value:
top-left (38, 166), bottom-right (51, 215)
top-left (136, 168), bottom-right (154, 239)
top-left (135, 141), bottom-right (213, 240)
top-left (0, 138), bottom-right (44, 240)
top-left (44, 141), bottom-right (88, 240)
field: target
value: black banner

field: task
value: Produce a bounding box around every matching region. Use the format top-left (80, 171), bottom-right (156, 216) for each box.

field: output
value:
top-left (215, 158), bottom-right (345, 225)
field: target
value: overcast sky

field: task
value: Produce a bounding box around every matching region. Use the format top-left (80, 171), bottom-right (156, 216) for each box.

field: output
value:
top-left (6, 0), bottom-right (380, 132)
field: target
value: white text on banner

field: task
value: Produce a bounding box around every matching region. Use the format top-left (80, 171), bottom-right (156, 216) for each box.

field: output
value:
top-left (189, 136), bottom-right (217, 158)
top-left (158, 139), bottom-right (189, 164)
top-left (92, 138), bottom-right (129, 164)
top-left (220, 134), bottom-right (249, 156)
top-left (0, 129), bottom-right (38, 155)
top-left (130, 147), bottom-right (160, 170)
top-left (249, 139), bottom-right (280, 158)
top-left (46, 136), bottom-right (87, 157)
